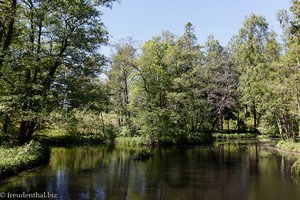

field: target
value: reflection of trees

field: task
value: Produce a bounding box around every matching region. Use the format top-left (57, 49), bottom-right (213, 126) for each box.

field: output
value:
top-left (1, 144), bottom-right (300, 199)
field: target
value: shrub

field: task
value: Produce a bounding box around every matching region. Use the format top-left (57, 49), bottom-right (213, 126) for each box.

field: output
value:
top-left (291, 160), bottom-right (300, 176)
top-left (0, 141), bottom-right (50, 179)
top-left (276, 140), bottom-right (300, 153)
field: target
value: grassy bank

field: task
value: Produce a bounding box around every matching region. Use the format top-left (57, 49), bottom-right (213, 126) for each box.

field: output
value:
top-left (37, 134), bottom-right (107, 147)
top-left (115, 136), bottom-right (151, 146)
top-left (291, 160), bottom-right (300, 176)
top-left (116, 133), bottom-right (212, 146)
top-left (276, 140), bottom-right (300, 175)
top-left (34, 127), bottom-right (115, 147)
top-left (0, 141), bottom-right (50, 180)
top-left (276, 140), bottom-right (300, 153)
top-left (212, 133), bottom-right (257, 141)
top-left (116, 132), bottom-right (260, 146)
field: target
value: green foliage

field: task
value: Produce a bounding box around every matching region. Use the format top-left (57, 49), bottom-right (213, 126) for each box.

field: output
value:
top-left (276, 140), bottom-right (300, 152)
top-left (110, 23), bottom-right (215, 144)
top-left (0, 0), bottom-right (117, 144)
top-left (115, 136), bottom-right (151, 146)
top-left (38, 109), bottom-right (117, 144)
top-left (109, 9), bottom-right (300, 143)
top-left (108, 38), bottom-right (137, 127)
top-left (1, 0), bottom-right (300, 146)
top-left (0, 141), bottom-right (50, 179)
top-left (291, 160), bottom-right (300, 176)
top-left (38, 134), bottom-right (105, 147)
top-left (257, 134), bottom-right (273, 142)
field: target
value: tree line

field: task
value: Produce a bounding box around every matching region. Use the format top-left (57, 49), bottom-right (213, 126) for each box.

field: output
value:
top-left (108, 1), bottom-right (300, 143)
top-left (0, 0), bottom-right (299, 145)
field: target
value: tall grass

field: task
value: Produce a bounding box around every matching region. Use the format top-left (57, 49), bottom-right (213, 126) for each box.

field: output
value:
top-left (276, 140), bottom-right (300, 153)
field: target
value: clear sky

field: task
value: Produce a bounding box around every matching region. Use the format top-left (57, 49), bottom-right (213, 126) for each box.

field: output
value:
top-left (101, 0), bottom-right (291, 56)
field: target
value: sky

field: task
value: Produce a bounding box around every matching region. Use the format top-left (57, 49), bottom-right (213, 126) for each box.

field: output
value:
top-left (100, 0), bottom-right (291, 57)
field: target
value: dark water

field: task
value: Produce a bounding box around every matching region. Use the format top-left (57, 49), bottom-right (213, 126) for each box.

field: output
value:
top-left (1, 143), bottom-right (300, 200)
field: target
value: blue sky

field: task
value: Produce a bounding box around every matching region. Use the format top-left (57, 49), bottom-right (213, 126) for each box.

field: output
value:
top-left (101, 0), bottom-right (291, 56)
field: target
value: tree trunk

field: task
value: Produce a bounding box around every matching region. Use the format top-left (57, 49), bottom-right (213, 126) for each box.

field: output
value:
top-left (237, 109), bottom-right (240, 131)
top-left (210, 116), bottom-right (219, 132)
top-left (227, 119), bottom-right (230, 132)
top-left (220, 115), bottom-right (223, 131)
top-left (275, 111), bottom-right (283, 140)
top-left (253, 104), bottom-right (257, 128)
top-left (100, 112), bottom-right (105, 136)
top-left (3, 114), bottom-right (10, 134)
top-left (18, 120), bottom-right (36, 145)
top-left (283, 112), bottom-right (291, 138)
top-left (244, 105), bottom-right (248, 123)
top-left (123, 70), bottom-right (130, 120)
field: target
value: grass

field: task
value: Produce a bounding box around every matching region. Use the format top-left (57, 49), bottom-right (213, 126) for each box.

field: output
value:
top-left (115, 136), bottom-right (151, 146)
top-left (36, 127), bottom-right (116, 147)
top-left (276, 140), bottom-right (300, 153)
top-left (257, 135), bottom-right (273, 142)
top-left (0, 141), bottom-right (50, 180)
top-left (275, 140), bottom-right (300, 175)
top-left (213, 133), bottom-right (257, 141)
top-left (36, 134), bottom-right (107, 147)
top-left (116, 132), bottom-right (212, 146)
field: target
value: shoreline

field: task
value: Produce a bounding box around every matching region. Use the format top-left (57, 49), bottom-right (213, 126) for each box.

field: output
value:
top-left (2, 137), bottom-right (300, 181)
top-left (0, 141), bottom-right (50, 181)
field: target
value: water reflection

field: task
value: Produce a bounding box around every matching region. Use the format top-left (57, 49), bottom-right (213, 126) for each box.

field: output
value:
top-left (1, 143), bottom-right (300, 200)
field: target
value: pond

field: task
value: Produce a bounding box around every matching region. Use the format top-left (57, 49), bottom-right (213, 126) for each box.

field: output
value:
top-left (1, 143), bottom-right (300, 200)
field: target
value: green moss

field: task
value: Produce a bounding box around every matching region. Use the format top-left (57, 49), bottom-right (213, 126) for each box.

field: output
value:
top-left (0, 141), bottom-right (50, 179)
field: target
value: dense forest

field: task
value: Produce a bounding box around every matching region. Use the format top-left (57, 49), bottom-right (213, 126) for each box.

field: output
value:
top-left (108, 0), bottom-right (300, 144)
top-left (0, 0), bottom-right (300, 145)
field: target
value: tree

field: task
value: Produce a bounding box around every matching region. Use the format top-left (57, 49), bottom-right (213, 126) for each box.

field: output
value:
top-left (109, 38), bottom-right (137, 127)
top-left (203, 35), bottom-right (239, 132)
top-left (233, 14), bottom-right (270, 130)
top-left (129, 35), bottom-right (174, 143)
top-left (0, 0), bottom-right (117, 144)
top-left (123, 24), bottom-right (211, 143)
top-left (270, 0), bottom-right (300, 139)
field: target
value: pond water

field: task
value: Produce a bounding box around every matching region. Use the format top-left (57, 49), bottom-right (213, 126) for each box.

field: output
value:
top-left (1, 143), bottom-right (300, 200)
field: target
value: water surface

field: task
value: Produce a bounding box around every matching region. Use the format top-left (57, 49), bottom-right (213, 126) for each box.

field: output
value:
top-left (1, 143), bottom-right (300, 200)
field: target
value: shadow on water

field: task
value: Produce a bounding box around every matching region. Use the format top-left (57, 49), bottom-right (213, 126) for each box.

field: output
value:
top-left (1, 142), bottom-right (300, 200)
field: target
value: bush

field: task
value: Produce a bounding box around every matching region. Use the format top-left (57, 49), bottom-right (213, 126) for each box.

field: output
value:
top-left (0, 141), bottom-right (50, 179)
top-left (103, 123), bottom-right (117, 142)
top-left (291, 160), bottom-right (300, 176)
